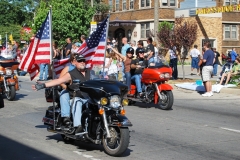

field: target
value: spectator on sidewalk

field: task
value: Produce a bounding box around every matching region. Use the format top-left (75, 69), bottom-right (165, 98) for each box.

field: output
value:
top-left (169, 40), bottom-right (178, 80)
top-left (213, 48), bottom-right (221, 76)
top-left (230, 48), bottom-right (238, 64)
top-left (200, 42), bottom-right (215, 97)
top-left (190, 44), bottom-right (200, 76)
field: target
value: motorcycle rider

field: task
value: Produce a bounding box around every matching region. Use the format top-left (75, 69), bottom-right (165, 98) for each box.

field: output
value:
top-left (59, 53), bottom-right (77, 127)
top-left (32, 55), bottom-right (90, 134)
top-left (131, 48), bottom-right (148, 98)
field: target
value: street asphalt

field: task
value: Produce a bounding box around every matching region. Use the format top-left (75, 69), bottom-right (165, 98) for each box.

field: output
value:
top-left (0, 76), bottom-right (239, 160)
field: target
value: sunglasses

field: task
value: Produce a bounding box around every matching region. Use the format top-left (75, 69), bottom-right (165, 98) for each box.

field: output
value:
top-left (139, 52), bottom-right (144, 54)
top-left (77, 59), bottom-right (85, 63)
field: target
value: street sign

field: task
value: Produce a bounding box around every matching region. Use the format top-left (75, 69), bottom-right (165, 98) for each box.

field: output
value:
top-left (90, 22), bottom-right (97, 34)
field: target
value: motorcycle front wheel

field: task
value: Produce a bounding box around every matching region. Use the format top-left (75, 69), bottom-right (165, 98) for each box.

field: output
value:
top-left (102, 127), bottom-right (129, 157)
top-left (158, 90), bottom-right (173, 110)
top-left (5, 86), bottom-right (16, 101)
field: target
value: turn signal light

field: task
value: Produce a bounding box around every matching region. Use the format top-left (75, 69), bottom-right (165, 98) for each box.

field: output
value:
top-left (99, 108), bottom-right (104, 115)
top-left (122, 99), bottom-right (129, 106)
top-left (120, 109), bottom-right (126, 115)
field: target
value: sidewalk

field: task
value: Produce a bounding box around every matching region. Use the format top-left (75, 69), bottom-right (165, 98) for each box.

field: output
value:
top-left (174, 65), bottom-right (239, 95)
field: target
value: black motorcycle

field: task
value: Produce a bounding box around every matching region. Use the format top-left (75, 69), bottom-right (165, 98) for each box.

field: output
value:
top-left (42, 79), bottom-right (132, 156)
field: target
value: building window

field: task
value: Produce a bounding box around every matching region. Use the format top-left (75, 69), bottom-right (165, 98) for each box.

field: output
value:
top-left (141, 23), bottom-right (150, 38)
top-left (122, 0), bottom-right (126, 10)
top-left (130, 0), bottom-right (134, 9)
top-left (141, 0), bottom-right (150, 8)
top-left (224, 24), bottom-right (237, 39)
top-left (224, 0), bottom-right (239, 5)
top-left (109, 0), bottom-right (113, 11)
top-left (161, 0), bottom-right (176, 7)
top-left (115, 0), bottom-right (119, 11)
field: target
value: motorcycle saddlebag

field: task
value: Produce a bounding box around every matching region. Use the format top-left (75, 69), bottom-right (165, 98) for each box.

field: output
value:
top-left (45, 88), bottom-right (59, 102)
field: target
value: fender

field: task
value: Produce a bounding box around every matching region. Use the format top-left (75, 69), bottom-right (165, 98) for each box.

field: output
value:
top-left (109, 114), bottom-right (133, 127)
top-left (154, 84), bottom-right (173, 104)
top-left (6, 78), bottom-right (16, 86)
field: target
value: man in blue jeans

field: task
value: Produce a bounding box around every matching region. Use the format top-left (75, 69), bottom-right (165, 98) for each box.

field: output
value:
top-left (33, 55), bottom-right (90, 134)
top-left (130, 48), bottom-right (148, 98)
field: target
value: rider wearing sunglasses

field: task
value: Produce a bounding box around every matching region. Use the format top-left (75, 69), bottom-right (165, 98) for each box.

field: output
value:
top-left (33, 54), bottom-right (90, 134)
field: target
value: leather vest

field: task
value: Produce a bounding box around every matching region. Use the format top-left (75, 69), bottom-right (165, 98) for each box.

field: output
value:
top-left (67, 68), bottom-right (90, 97)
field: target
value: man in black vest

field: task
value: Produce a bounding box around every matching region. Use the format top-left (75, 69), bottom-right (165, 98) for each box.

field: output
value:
top-left (32, 55), bottom-right (90, 134)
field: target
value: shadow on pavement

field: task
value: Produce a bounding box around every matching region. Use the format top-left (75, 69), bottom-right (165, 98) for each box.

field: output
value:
top-left (0, 134), bottom-right (59, 160)
top-left (46, 133), bottom-right (133, 157)
top-left (132, 102), bottom-right (173, 111)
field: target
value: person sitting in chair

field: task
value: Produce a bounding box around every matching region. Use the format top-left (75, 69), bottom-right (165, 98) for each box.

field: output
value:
top-left (219, 57), bottom-right (240, 85)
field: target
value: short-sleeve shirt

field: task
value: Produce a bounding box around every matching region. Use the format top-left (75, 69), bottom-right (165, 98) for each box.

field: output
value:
top-left (121, 44), bottom-right (130, 56)
top-left (190, 48), bottom-right (200, 58)
top-left (130, 58), bottom-right (148, 75)
top-left (147, 43), bottom-right (154, 53)
top-left (231, 50), bottom-right (237, 61)
top-left (169, 46), bottom-right (177, 59)
top-left (231, 64), bottom-right (240, 73)
top-left (203, 49), bottom-right (215, 66)
top-left (64, 43), bottom-right (72, 58)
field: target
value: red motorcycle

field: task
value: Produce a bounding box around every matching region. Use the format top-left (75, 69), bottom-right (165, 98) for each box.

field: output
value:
top-left (127, 62), bottom-right (173, 110)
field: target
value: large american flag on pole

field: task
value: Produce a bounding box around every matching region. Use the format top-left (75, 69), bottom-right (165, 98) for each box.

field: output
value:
top-left (19, 11), bottom-right (51, 80)
top-left (77, 16), bottom-right (109, 68)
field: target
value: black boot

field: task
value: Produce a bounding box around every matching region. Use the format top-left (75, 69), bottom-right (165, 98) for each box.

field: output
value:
top-left (75, 125), bottom-right (83, 134)
top-left (62, 117), bottom-right (71, 126)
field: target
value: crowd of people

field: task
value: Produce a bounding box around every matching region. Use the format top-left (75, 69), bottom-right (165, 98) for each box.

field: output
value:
top-left (190, 42), bottom-right (239, 97)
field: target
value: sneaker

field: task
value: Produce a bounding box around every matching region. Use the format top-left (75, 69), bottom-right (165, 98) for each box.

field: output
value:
top-left (202, 92), bottom-right (211, 97)
top-left (209, 92), bottom-right (213, 96)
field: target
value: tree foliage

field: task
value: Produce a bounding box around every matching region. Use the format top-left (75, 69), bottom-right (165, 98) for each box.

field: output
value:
top-left (34, 0), bottom-right (96, 46)
top-left (174, 16), bottom-right (198, 58)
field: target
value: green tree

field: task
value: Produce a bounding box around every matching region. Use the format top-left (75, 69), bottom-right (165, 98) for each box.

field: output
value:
top-left (34, 0), bottom-right (96, 46)
top-left (156, 21), bottom-right (174, 56)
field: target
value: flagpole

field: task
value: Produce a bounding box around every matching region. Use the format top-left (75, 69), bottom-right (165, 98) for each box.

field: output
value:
top-left (102, 13), bottom-right (110, 77)
top-left (5, 32), bottom-right (7, 50)
top-left (49, 6), bottom-right (56, 130)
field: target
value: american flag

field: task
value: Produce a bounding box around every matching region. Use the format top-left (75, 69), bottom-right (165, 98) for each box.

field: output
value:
top-left (19, 11), bottom-right (51, 80)
top-left (53, 58), bottom-right (70, 78)
top-left (77, 16), bottom-right (109, 68)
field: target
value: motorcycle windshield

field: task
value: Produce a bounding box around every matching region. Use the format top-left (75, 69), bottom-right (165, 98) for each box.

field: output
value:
top-left (79, 79), bottom-right (128, 101)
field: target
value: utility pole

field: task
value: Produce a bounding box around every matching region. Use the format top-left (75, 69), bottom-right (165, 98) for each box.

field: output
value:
top-left (154, 0), bottom-right (159, 46)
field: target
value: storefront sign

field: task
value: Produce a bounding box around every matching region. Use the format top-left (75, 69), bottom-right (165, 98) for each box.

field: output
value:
top-left (196, 4), bottom-right (240, 14)
top-left (109, 22), bottom-right (136, 27)
top-left (90, 22), bottom-right (97, 34)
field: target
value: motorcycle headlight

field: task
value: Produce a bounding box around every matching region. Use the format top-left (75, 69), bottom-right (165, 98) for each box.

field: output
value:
top-left (159, 74), bottom-right (165, 79)
top-left (110, 95), bottom-right (121, 109)
top-left (100, 97), bottom-right (108, 106)
top-left (164, 73), bottom-right (170, 78)
top-left (6, 69), bottom-right (12, 75)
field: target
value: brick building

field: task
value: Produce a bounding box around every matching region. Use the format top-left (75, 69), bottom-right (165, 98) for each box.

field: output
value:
top-left (101, 0), bottom-right (180, 50)
top-left (177, 0), bottom-right (240, 56)
top-left (100, 0), bottom-right (240, 56)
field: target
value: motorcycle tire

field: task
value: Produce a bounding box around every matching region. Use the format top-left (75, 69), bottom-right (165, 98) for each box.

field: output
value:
top-left (5, 86), bottom-right (16, 101)
top-left (0, 94), bottom-right (4, 108)
top-left (158, 90), bottom-right (173, 110)
top-left (102, 127), bottom-right (130, 157)
top-left (61, 134), bottom-right (75, 143)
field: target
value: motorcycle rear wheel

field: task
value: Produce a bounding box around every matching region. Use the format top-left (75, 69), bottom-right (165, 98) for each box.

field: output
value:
top-left (102, 127), bottom-right (129, 156)
top-left (158, 90), bottom-right (173, 110)
top-left (5, 86), bottom-right (16, 101)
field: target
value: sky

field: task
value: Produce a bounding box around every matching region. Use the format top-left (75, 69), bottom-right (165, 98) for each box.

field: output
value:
top-left (179, 0), bottom-right (216, 9)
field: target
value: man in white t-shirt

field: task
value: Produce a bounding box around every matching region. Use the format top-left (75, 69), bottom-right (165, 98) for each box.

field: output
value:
top-left (190, 44), bottom-right (201, 75)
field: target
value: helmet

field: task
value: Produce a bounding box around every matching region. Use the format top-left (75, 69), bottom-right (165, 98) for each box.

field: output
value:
top-left (75, 54), bottom-right (86, 61)
top-left (136, 48), bottom-right (145, 56)
top-left (126, 47), bottom-right (134, 55)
